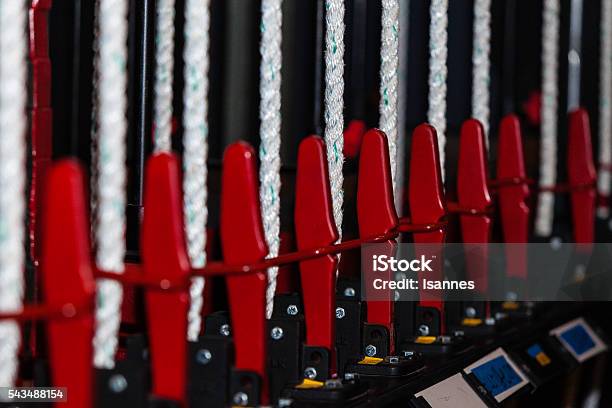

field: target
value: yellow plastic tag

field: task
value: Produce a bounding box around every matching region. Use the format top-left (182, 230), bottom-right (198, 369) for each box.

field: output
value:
top-left (358, 356), bottom-right (384, 365)
top-left (502, 301), bottom-right (519, 311)
top-left (536, 352), bottom-right (551, 367)
top-left (462, 318), bottom-right (483, 327)
top-left (415, 336), bottom-right (437, 344)
top-left (295, 379), bottom-right (325, 389)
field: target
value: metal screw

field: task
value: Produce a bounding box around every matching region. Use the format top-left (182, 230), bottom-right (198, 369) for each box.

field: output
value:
top-left (344, 287), bottom-right (356, 297)
top-left (550, 236), bottom-right (562, 251)
top-left (271, 326), bottom-right (284, 340)
top-left (220, 324), bottom-right (231, 337)
top-left (232, 391), bottom-right (249, 406)
top-left (402, 350), bottom-right (414, 357)
top-left (304, 366), bottom-right (317, 380)
top-left (388, 356), bottom-right (399, 364)
top-left (394, 290), bottom-right (401, 301)
top-left (335, 307), bottom-right (346, 319)
top-left (418, 324), bottom-right (430, 336)
top-left (195, 349), bottom-right (212, 365)
top-left (454, 330), bottom-right (465, 337)
top-left (465, 306), bottom-right (477, 318)
top-left (286, 304), bottom-right (299, 316)
top-left (365, 344), bottom-right (377, 357)
top-left (108, 374), bottom-right (127, 393)
top-left (278, 398), bottom-right (293, 407)
top-left (485, 317), bottom-right (496, 326)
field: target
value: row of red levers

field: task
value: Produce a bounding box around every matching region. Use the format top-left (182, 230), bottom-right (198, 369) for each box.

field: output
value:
top-left (19, 103), bottom-right (598, 407)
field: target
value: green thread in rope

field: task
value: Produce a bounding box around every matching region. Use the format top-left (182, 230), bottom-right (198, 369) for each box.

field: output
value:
top-left (333, 141), bottom-right (340, 163)
top-left (383, 88), bottom-right (389, 106)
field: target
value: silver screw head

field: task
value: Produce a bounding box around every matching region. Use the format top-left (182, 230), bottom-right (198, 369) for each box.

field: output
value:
top-left (365, 344), bottom-right (377, 357)
top-left (388, 356), bottom-right (399, 364)
top-left (402, 350), bottom-right (414, 357)
top-left (286, 304), bottom-right (299, 316)
top-left (465, 306), bottom-right (477, 318)
top-left (303, 366), bottom-right (317, 380)
top-left (550, 236), bottom-right (562, 250)
top-left (335, 307), bottom-right (346, 319)
top-left (278, 398), bottom-right (293, 407)
top-left (271, 326), bottom-right (284, 340)
top-left (232, 391), bottom-right (249, 406)
top-left (344, 287), bottom-right (356, 297)
top-left (108, 374), bottom-right (128, 393)
top-left (219, 323), bottom-right (231, 337)
top-left (418, 324), bottom-right (430, 336)
top-left (485, 317), bottom-right (496, 326)
top-left (195, 349), bottom-right (212, 365)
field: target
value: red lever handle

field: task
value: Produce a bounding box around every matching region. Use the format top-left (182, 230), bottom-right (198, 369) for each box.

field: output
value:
top-left (295, 136), bottom-right (339, 366)
top-left (41, 160), bottom-right (95, 408)
top-left (220, 142), bottom-right (269, 402)
top-left (496, 115), bottom-right (529, 278)
top-left (568, 109), bottom-right (596, 245)
top-left (30, 0), bottom-right (52, 58)
top-left (457, 119), bottom-right (492, 293)
top-left (357, 129), bottom-right (399, 352)
top-left (142, 153), bottom-right (190, 403)
top-left (343, 119), bottom-right (367, 158)
top-left (409, 124), bottom-right (447, 332)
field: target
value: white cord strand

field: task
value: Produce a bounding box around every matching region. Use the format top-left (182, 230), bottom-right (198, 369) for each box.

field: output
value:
top-left (153, 0), bottom-right (176, 153)
top-left (472, 0), bottom-right (491, 150)
top-left (395, 0), bottom-right (409, 213)
top-left (0, 0), bottom-right (27, 388)
top-left (258, 0), bottom-right (283, 320)
top-left (428, 0), bottom-right (448, 182)
top-left (598, 0), bottom-right (612, 218)
top-left (93, 0), bottom-right (129, 369)
top-left (535, 0), bottom-right (560, 237)
top-left (324, 0), bottom-right (345, 240)
top-left (380, 0), bottom-right (400, 193)
top-left (183, 0), bottom-right (210, 341)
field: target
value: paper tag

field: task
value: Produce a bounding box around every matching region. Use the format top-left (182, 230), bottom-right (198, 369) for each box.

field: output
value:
top-left (550, 317), bottom-right (607, 363)
top-left (464, 348), bottom-right (530, 402)
top-left (415, 373), bottom-right (488, 408)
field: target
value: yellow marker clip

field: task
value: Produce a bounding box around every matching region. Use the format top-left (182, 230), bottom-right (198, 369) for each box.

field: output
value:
top-left (415, 336), bottom-right (437, 344)
top-left (295, 378), bottom-right (325, 389)
top-left (462, 318), bottom-right (483, 327)
top-left (536, 352), bottom-right (551, 366)
top-left (358, 356), bottom-right (384, 365)
top-left (502, 301), bottom-right (519, 311)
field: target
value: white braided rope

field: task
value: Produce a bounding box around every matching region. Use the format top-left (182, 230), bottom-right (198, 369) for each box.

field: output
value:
top-left (258, 0), bottom-right (283, 320)
top-left (324, 0), bottom-right (345, 239)
top-left (153, 0), bottom-right (176, 153)
top-left (535, 0), bottom-right (560, 237)
top-left (472, 0), bottom-right (491, 150)
top-left (380, 0), bottom-right (400, 194)
top-left (90, 0), bottom-right (100, 243)
top-left (428, 0), bottom-right (448, 182)
top-left (93, 0), bottom-right (129, 369)
top-left (183, 0), bottom-right (210, 341)
top-left (395, 0), bottom-right (409, 212)
top-left (0, 0), bottom-right (27, 388)
top-left (598, 0), bottom-right (612, 218)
